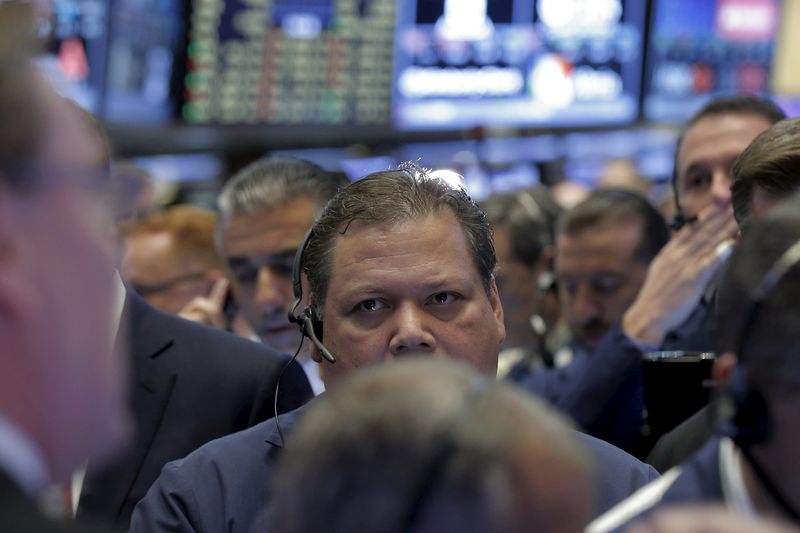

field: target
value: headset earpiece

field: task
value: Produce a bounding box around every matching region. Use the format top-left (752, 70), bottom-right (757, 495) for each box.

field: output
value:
top-left (300, 305), bottom-right (335, 364)
top-left (288, 227), bottom-right (336, 364)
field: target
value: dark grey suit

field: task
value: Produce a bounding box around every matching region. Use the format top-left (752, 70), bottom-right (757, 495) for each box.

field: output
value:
top-left (75, 291), bottom-right (312, 529)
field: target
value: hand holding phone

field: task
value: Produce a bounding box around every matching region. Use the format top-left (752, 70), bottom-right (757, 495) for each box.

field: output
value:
top-left (178, 277), bottom-right (231, 330)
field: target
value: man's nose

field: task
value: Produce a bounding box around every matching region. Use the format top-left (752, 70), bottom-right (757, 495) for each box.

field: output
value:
top-left (710, 168), bottom-right (733, 205)
top-left (570, 283), bottom-right (598, 326)
top-left (255, 267), bottom-right (290, 313)
top-left (388, 303), bottom-right (436, 356)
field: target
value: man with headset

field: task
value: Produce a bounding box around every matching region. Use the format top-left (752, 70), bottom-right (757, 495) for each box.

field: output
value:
top-left (588, 191), bottom-right (800, 532)
top-left (130, 166), bottom-right (659, 533)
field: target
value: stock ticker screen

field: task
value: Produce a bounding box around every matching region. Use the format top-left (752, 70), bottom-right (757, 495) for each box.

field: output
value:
top-left (392, 0), bottom-right (646, 130)
top-left (644, 0), bottom-right (781, 121)
top-left (39, 0), bottom-right (182, 125)
top-left (182, 0), bottom-right (396, 125)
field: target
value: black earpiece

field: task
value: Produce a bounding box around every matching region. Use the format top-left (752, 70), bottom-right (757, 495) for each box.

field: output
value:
top-left (288, 227), bottom-right (336, 364)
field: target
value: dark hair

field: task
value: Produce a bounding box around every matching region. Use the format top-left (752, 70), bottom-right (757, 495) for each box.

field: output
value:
top-left (672, 95), bottom-right (787, 212)
top-left (731, 118), bottom-right (800, 228)
top-left (218, 156), bottom-right (346, 219)
top-left (482, 187), bottom-right (562, 269)
top-left (304, 165), bottom-right (496, 309)
top-left (0, 2), bottom-right (43, 190)
top-left (270, 358), bottom-right (590, 533)
top-left (716, 192), bottom-right (800, 398)
top-left (559, 189), bottom-right (669, 263)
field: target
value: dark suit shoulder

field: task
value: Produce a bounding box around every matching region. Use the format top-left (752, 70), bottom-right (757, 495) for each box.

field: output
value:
top-left (577, 432), bottom-right (660, 517)
top-left (129, 411), bottom-right (302, 533)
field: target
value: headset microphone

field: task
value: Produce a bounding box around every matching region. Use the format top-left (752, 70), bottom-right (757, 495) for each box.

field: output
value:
top-left (287, 227), bottom-right (336, 364)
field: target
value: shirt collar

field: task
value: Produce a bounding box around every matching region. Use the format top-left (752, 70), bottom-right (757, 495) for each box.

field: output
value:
top-left (112, 270), bottom-right (127, 343)
top-left (720, 437), bottom-right (758, 518)
top-left (0, 415), bottom-right (49, 495)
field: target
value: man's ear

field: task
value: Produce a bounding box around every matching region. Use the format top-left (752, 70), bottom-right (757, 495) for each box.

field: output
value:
top-left (713, 352), bottom-right (738, 384)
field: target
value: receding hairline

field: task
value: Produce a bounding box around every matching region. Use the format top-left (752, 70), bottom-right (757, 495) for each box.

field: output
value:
top-left (312, 205), bottom-right (489, 300)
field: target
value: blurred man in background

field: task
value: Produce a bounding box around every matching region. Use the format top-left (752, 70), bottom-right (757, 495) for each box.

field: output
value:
top-left (555, 190), bottom-right (669, 356)
top-left (271, 358), bottom-right (593, 533)
top-left (672, 95), bottom-right (785, 225)
top-left (120, 205), bottom-right (225, 317)
top-left (592, 192), bottom-right (800, 532)
top-left (647, 116), bottom-right (800, 472)
top-left (482, 187), bottom-right (562, 378)
top-left (176, 157), bottom-right (346, 393)
top-left (0, 4), bottom-right (129, 530)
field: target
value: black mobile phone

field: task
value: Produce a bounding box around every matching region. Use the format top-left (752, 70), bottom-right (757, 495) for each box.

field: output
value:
top-left (222, 287), bottom-right (238, 331)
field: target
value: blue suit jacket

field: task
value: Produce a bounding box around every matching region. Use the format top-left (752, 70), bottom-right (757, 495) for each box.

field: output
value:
top-left (130, 402), bottom-right (659, 533)
top-left (519, 299), bottom-right (715, 450)
top-left (657, 438), bottom-right (724, 507)
top-left (601, 439), bottom-right (724, 533)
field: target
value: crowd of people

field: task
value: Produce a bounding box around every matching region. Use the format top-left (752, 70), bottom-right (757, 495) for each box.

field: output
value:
top-left (3, 2), bottom-right (800, 532)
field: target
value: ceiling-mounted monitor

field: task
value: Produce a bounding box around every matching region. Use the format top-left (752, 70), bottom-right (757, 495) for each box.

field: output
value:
top-left (644, 0), bottom-right (781, 122)
top-left (391, 0), bottom-right (646, 130)
top-left (181, 0), bottom-right (397, 126)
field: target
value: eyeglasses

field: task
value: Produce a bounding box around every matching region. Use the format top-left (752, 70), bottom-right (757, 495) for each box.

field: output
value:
top-left (130, 271), bottom-right (207, 297)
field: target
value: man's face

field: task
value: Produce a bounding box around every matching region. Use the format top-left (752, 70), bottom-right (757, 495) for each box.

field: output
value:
top-left (493, 224), bottom-right (542, 349)
top-left (7, 85), bottom-right (127, 478)
top-left (221, 194), bottom-right (317, 353)
top-left (676, 113), bottom-right (773, 218)
top-left (121, 231), bottom-right (215, 314)
top-left (556, 220), bottom-right (648, 351)
top-left (317, 211), bottom-right (505, 384)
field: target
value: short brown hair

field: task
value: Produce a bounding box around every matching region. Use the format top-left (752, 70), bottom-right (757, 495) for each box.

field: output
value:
top-left (732, 118), bottom-right (800, 228)
top-left (559, 189), bottom-right (669, 264)
top-left (303, 165), bottom-right (496, 309)
top-left (121, 205), bottom-right (222, 270)
top-left (272, 358), bottom-right (591, 533)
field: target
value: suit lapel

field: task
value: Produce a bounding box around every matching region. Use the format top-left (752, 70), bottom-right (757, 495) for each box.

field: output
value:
top-left (78, 291), bottom-right (176, 522)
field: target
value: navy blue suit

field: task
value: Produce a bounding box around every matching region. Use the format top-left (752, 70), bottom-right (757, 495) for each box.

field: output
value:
top-left (519, 298), bottom-right (715, 450)
top-left (129, 401), bottom-right (659, 533)
top-left (655, 438), bottom-right (724, 507)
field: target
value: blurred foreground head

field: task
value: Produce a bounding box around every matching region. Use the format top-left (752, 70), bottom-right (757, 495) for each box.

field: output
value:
top-left (0, 2), bottom-right (127, 486)
top-left (271, 358), bottom-right (592, 533)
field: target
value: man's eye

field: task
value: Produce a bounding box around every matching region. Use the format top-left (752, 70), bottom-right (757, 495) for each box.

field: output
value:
top-left (234, 267), bottom-right (258, 283)
top-left (430, 292), bottom-right (456, 305)
top-left (684, 173), bottom-right (710, 191)
top-left (273, 262), bottom-right (294, 277)
top-left (592, 278), bottom-right (624, 294)
top-left (358, 299), bottom-right (385, 312)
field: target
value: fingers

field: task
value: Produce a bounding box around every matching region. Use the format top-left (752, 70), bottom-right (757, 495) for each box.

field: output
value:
top-left (208, 277), bottom-right (230, 308)
top-left (179, 297), bottom-right (226, 329)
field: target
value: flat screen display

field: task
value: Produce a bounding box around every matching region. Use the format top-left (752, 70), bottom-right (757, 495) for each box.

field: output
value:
top-left (644, 0), bottom-right (781, 122)
top-left (182, 0), bottom-right (397, 126)
top-left (38, 0), bottom-right (182, 125)
top-left (37, 0), bottom-right (109, 114)
top-left (392, 0), bottom-right (646, 130)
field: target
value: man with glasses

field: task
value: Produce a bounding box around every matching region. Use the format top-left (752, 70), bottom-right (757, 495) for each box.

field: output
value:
top-left (120, 205), bottom-right (230, 324)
